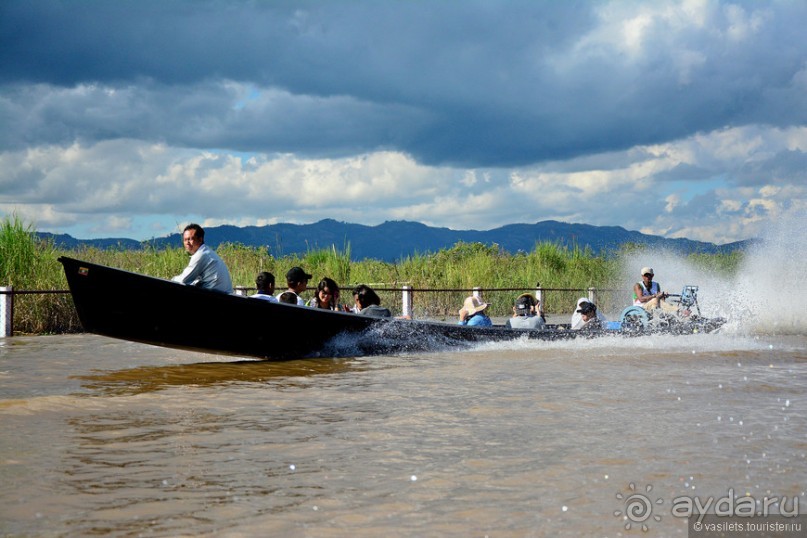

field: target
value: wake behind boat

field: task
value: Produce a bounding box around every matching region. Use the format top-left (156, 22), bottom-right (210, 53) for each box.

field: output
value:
top-left (58, 256), bottom-right (725, 360)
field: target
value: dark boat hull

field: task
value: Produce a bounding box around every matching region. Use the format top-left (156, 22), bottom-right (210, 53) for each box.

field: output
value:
top-left (58, 257), bottom-right (575, 359)
top-left (58, 257), bottom-right (725, 360)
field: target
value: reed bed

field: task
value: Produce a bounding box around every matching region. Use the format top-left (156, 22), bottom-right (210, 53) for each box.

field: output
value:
top-left (1, 216), bottom-right (742, 334)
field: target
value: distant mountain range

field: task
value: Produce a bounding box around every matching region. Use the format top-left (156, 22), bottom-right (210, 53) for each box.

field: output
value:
top-left (37, 219), bottom-right (754, 262)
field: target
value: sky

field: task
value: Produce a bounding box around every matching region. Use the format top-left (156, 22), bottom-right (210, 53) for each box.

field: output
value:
top-left (1, 0), bottom-right (806, 245)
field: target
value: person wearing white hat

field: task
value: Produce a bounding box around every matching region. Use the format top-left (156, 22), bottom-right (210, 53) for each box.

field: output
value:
top-left (570, 296), bottom-right (607, 328)
top-left (458, 296), bottom-right (493, 326)
top-left (633, 267), bottom-right (677, 314)
top-left (571, 301), bottom-right (603, 331)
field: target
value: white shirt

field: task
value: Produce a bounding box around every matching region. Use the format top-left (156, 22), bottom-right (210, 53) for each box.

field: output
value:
top-left (250, 293), bottom-right (278, 303)
top-left (172, 244), bottom-right (233, 293)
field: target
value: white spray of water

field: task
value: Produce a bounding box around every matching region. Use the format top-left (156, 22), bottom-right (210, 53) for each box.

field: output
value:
top-left (729, 214), bottom-right (807, 334)
top-left (328, 217), bottom-right (807, 359)
top-left (616, 251), bottom-right (726, 318)
top-left (617, 212), bottom-right (807, 336)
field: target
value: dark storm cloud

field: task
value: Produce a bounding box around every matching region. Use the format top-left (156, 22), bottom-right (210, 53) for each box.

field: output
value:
top-left (0, 81), bottom-right (432, 156)
top-left (2, 0), bottom-right (806, 167)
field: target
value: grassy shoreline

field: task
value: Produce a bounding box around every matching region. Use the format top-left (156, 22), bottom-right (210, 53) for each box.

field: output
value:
top-left (1, 216), bottom-right (742, 334)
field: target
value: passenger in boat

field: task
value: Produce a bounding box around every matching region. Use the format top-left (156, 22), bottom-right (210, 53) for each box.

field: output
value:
top-left (633, 267), bottom-right (678, 314)
top-left (506, 293), bottom-right (546, 329)
top-left (570, 297), bottom-right (607, 327)
top-left (458, 296), bottom-right (493, 327)
top-left (278, 266), bottom-right (312, 306)
top-left (249, 272), bottom-right (278, 302)
top-left (278, 291), bottom-right (299, 305)
top-left (171, 223), bottom-right (233, 293)
top-left (352, 284), bottom-right (392, 317)
top-left (572, 301), bottom-right (602, 331)
top-left (307, 277), bottom-right (348, 311)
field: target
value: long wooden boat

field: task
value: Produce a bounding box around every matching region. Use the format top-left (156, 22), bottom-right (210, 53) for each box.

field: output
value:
top-left (58, 256), bottom-right (725, 360)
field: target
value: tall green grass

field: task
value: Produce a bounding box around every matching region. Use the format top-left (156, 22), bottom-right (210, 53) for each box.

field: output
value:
top-left (0, 214), bottom-right (40, 286)
top-left (0, 216), bottom-right (743, 333)
top-left (0, 215), bottom-right (83, 333)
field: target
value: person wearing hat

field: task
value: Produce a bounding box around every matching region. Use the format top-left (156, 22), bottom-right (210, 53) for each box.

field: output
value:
top-left (277, 266), bottom-right (312, 306)
top-left (570, 296), bottom-right (608, 327)
top-left (506, 293), bottom-right (546, 330)
top-left (458, 296), bottom-right (493, 326)
top-left (633, 267), bottom-right (677, 314)
top-left (572, 301), bottom-right (603, 331)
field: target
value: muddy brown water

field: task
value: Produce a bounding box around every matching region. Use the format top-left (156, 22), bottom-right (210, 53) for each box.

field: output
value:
top-left (1, 331), bottom-right (805, 537)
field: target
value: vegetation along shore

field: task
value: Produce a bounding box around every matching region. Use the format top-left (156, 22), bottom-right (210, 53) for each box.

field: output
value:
top-left (1, 216), bottom-right (742, 335)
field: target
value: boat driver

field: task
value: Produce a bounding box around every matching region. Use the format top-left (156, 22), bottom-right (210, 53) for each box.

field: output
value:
top-left (632, 267), bottom-right (677, 314)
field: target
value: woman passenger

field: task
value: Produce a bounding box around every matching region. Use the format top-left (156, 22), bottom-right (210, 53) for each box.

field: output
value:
top-left (307, 277), bottom-right (346, 311)
top-left (352, 284), bottom-right (392, 317)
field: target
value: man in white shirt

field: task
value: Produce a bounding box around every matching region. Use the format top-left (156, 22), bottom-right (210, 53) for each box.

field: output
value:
top-left (172, 224), bottom-right (233, 293)
top-left (277, 266), bottom-right (312, 306)
top-left (250, 271), bottom-right (278, 302)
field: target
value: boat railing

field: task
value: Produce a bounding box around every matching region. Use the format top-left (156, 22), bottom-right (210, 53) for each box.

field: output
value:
top-left (234, 283), bottom-right (626, 323)
top-left (2, 284), bottom-right (625, 337)
top-left (1, 286), bottom-right (76, 337)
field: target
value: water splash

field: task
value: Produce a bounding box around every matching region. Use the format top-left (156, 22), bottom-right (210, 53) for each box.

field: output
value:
top-left (616, 250), bottom-right (735, 331)
top-left (730, 214), bottom-right (807, 334)
top-left (618, 212), bottom-right (807, 336)
top-left (318, 319), bottom-right (480, 357)
top-left (320, 216), bottom-right (807, 359)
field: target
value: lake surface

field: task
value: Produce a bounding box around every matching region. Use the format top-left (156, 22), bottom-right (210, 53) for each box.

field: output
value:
top-left (1, 330), bottom-right (805, 537)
